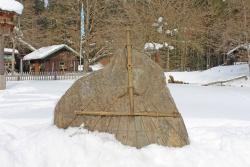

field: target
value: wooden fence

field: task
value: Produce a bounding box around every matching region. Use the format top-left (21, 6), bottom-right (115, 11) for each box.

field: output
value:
top-left (5, 72), bottom-right (85, 81)
top-left (202, 75), bottom-right (248, 86)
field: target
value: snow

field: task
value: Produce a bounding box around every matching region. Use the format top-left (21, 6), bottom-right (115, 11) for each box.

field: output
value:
top-left (23, 44), bottom-right (78, 61)
top-left (144, 42), bottom-right (164, 50)
top-left (166, 63), bottom-right (250, 85)
top-left (157, 17), bottom-right (163, 23)
top-left (4, 48), bottom-right (19, 54)
top-left (0, 0), bottom-right (23, 15)
top-left (166, 29), bottom-right (171, 35)
top-left (168, 45), bottom-right (174, 50)
top-left (78, 63), bottom-right (103, 72)
top-left (157, 26), bottom-right (163, 33)
top-left (90, 63), bottom-right (104, 71)
top-left (144, 42), bottom-right (174, 51)
top-left (1, 64), bottom-right (250, 167)
top-left (43, 0), bottom-right (49, 7)
top-left (170, 84), bottom-right (250, 120)
top-left (227, 43), bottom-right (250, 56)
top-left (152, 22), bottom-right (159, 27)
top-left (153, 17), bottom-right (165, 34)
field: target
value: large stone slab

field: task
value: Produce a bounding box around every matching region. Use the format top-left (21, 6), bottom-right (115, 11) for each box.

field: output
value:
top-left (54, 49), bottom-right (189, 148)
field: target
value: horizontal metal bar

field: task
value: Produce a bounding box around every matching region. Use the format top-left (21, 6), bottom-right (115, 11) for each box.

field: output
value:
top-left (75, 111), bottom-right (180, 118)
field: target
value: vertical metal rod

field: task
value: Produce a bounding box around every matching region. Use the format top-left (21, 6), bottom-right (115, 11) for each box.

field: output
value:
top-left (52, 62), bottom-right (54, 73)
top-left (20, 59), bottom-right (23, 74)
top-left (126, 26), bottom-right (134, 114)
top-left (0, 35), bottom-right (4, 75)
top-left (0, 34), bottom-right (6, 90)
top-left (12, 38), bottom-right (15, 74)
top-left (167, 48), bottom-right (170, 71)
top-left (84, 0), bottom-right (90, 73)
top-left (79, 36), bottom-right (82, 69)
top-left (79, 3), bottom-right (83, 71)
top-left (73, 61), bottom-right (76, 72)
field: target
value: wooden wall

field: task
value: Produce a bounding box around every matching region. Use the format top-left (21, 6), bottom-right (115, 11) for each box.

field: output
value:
top-left (99, 56), bottom-right (111, 66)
top-left (228, 49), bottom-right (249, 65)
top-left (0, 11), bottom-right (15, 33)
top-left (235, 50), bottom-right (249, 62)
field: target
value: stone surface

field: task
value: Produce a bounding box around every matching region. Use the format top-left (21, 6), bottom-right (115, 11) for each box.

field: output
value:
top-left (54, 49), bottom-right (189, 148)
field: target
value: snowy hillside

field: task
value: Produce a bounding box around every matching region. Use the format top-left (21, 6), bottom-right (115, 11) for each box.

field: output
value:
top-left (166, 64), bottom-right (250, 85)
top-left (1, 79), bottom-right (250, 167)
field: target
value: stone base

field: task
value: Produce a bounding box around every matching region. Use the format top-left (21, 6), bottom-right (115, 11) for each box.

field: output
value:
top-left (0, 75), bottom-right (6, 90)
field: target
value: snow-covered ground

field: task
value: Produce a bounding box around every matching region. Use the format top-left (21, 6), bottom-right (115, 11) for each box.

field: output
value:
top-left (166, 63), bottom-right (250, 86)
top-left (0, 78), bottom-right (250, 167)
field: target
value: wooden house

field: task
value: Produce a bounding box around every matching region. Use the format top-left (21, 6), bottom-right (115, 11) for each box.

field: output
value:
top-left (98, 55), bottom-right (111, 65)
top-left (0, 11), bottom-right (15, 33)
top-left (23, 44), bottom-right (80, 73)
top-left (0, 0), bottom-right (23, 34)
top-left (144, 43), bottom-right (162, 64)
top-left (144, 42), bottom-right (174, 70)
top-left (0, 0), bottom-right (23, 89)
top-left (3, 48), bottom-right (19, 72)
top-left (226, 44), bottom-right (250, 64)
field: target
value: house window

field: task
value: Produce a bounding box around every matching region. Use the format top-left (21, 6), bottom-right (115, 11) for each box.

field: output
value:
top-left (59, 61), bottom-right (65, 71)
top-left (59, 61), bottom-right (65, 66)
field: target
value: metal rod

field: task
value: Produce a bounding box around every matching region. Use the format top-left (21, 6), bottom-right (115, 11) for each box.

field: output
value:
top-left (79, 36), bottom-right (82, 69)
top-left (126, 26), bottom-right (134, 114)
top-left (79, 3), bottom-right (83, 71)
top-left (75, 111), bottom-right (180, 118)
top-left (11, 37), bottom-right (15, 74)
top-left (20, 58), bottom-right (23, 74)
top-left (0, 34), bottom-right (4, 75)
top-left (0, 34), bottom-right (6, 90)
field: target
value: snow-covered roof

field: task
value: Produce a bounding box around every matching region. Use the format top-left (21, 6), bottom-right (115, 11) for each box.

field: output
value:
top-left (144, 42), bottom-right (174, 51)
top-left (0, 0), bottom-right (24, 15)
top-left (227, 43), bottom-right (250, 56)
top-left (90, 63), bottom-right (104, 71)
top-left (4, 48), bottom-right (19, 54)
top-left (144, 43), bottom-right (164, 50)
top-left (23, 44), bottom-right (79, 61)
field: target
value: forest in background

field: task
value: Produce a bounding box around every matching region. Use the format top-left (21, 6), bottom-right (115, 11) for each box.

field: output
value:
top-left (16, 0), bottom-right (250, 71)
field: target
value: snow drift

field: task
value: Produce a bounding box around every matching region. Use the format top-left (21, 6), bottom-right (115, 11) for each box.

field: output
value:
top-left (166, 64), bottom-right (249, 85)
top-left (1, 81), bottom-right (250, 167)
